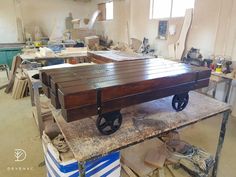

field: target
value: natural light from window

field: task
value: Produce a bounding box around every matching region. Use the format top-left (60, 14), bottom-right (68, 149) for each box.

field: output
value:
top-left (106, 1), bottom-right (114, 20)
top-left (150, 0), bottom-right (171, 19)
top-left (150, 0), bottom-right (195, 19)
top-left (172, 0), bottom-right (195, 17)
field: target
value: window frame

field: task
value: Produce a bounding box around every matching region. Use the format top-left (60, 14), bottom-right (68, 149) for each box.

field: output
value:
top-left (149, 0), bottom-right (195, 20)
top-left (97, 1), bottom-right (114, 22)
top-left (105, 1), bottom-right (114, 21)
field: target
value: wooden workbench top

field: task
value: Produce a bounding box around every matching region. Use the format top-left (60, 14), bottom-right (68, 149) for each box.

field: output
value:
top-left (88, 51), bottom-right (152, 63)
top-left (50, 92), bottom-right (230, 162)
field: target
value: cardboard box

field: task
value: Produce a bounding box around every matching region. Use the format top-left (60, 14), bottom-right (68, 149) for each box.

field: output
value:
top-left (84, 36), bottom-right (99, 48)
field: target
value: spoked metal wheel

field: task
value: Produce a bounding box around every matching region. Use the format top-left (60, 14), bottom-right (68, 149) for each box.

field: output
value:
top-left (172, 93), bottom-right (189, 112)
top-left (96, 111), bottom-right (122, 135)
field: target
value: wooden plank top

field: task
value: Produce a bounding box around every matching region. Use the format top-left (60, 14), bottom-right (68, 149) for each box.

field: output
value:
top-left (55, 59), bottom-right (209, 95)
top-left (50, 92), bottom-right (231, 162)
top-left (20, 51), bottom-right (87, 60)
top-left (88, 51), bottom-right (152, 62)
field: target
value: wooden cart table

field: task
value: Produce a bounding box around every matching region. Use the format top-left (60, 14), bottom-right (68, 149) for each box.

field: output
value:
top-left (50, 91), bottom-right (231, 177)
top-left (41, 58), bottom-right (211, 134)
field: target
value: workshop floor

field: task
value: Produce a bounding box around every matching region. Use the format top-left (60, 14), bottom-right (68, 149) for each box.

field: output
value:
top-left (0, 72), bottom-right (236, 177)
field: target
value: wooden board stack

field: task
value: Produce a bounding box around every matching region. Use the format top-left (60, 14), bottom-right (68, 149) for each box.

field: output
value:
top-left (12, 71), bottom-right (28, 99)
top-left (40, 58), bottom-right (211, 123)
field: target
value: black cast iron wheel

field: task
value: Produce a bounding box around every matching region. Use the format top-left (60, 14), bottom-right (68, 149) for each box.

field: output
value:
top-left (172, 93), bottom-right (189, 112)
top-left (96, 111), bottom-right (122, 135)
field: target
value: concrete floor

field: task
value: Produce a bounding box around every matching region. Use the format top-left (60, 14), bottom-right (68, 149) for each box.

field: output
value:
top-left (0, 89), bottom-right (46, 177)
top-left (0, 71), bottom-right (236, 177)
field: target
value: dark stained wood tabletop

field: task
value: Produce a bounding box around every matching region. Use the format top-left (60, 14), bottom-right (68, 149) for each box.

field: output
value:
top-left (40, 58), bottom-right (211, 122)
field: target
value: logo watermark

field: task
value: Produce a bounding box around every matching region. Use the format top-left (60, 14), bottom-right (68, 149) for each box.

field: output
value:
top-left (6, 149), bottom-right (33, 172)
top-left (14, 149), bottom-right (27, 162)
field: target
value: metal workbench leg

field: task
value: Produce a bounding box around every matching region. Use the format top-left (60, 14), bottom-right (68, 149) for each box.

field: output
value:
top-left (224, 79), bottom-right (232, 103)
top-left (212, 111), bottom-right (230, 177)
top-left (79, 162), bottom-right (86, 177)
top-left (34, 85), bottom-right (44, 137)
top-left (212, 84), bottom-right (217, 99)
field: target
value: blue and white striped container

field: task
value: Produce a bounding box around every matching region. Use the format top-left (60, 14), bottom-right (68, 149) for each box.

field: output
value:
top-left (42, 133), bottom-right (121, 177)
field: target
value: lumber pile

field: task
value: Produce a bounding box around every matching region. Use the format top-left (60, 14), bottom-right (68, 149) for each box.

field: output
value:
top-left (12, 71), bottom-right (28, 99)
top-left (5, 56), bottom-right (22, 93)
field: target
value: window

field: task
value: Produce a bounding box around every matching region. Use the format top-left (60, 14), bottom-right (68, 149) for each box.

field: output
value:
top-left (150, 0), bottom-right (195, 19)
top-left (98, 1), bottom-right (113, 21)
top-left (106, 1), bottom-right (113, 20)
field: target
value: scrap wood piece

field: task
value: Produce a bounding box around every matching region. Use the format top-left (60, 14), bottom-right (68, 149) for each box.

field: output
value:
top-left (144, 144), bottom-right (167, 168)
top-left (121, 139), bottom-right (163, 177)
top-left (166, 165), bottom-right (191, 177)
top-left (169, 9), bottom-right (193, 60)
top-left (121, 162), bottom-right (138, 177)
top-left (5, 56), bottom-right (22, 93)
top-left (12, 72), bottom-right (28, 99)
top-left (176, 9), bottom-right (193, 60)
top-left (158, 168), bottom-right (165, 177)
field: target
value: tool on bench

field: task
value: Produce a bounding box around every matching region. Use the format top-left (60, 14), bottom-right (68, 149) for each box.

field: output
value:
top-left (40, 59), bottom-right (211, 135)
top-left (223, 60), bottom-right (232, 74)
top-left (202, 59), bottom-right (213, 69)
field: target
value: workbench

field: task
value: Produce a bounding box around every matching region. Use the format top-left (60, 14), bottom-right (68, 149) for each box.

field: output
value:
top-left (211, 72), bottom-right (235, 103)
top-left (23, 63), bottom-right (94, 136)
top-left (50, 91), bottom-right (231, 177)
top-left (88, 51), bottom-right (152, 63)
top-left (19, 50), bottom-right (88, 65)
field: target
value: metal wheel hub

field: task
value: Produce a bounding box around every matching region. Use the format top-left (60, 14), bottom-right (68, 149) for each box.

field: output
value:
top-left (96, 110), bottom-right (122, 135)
top-left (172, 93), bottom-right (189, 112)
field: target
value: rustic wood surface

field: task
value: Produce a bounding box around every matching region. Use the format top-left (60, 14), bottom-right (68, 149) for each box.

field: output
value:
top-left (42, 58), bottom-right (211, 121)
top-left (88, 51), bottom-right (152, 63)
top-left (50, 92), bottom-right (230, 162)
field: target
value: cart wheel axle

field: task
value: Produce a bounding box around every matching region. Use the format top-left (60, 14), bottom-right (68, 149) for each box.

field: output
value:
top-left (96, 111), bottom-right (122, 135)
top-left (172, 93), bottom-right (189, 112)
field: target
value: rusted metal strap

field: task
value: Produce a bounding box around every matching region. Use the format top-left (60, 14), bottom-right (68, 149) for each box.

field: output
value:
top-left (97, 88), bottom-right (102, 115)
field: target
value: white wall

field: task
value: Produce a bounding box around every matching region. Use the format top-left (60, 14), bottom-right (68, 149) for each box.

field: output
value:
top-left (0, 0), bottom-right (94, 43)
top-left (94, 0), bottom-right (130, 44)
top-left (20, 0), bottom-right (94, 38)
top-left (92, 0), bottom-right (236, 60)
top-left (129, 0), bottom-right (184, 57)
top-left (0, 1), bottom-right (18, 43)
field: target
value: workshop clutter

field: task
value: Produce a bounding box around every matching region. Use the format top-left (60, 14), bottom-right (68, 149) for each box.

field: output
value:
top-left (42, 131), bottom-right (121, 177)
top-left (12, 71), bottom-right (28, 99)
top-left (121, 132), bottom-right (214, 177)
top-left (183, 47), bottom-right (234, 75)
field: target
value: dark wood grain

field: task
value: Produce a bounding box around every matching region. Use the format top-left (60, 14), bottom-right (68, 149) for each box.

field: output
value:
top-left (51, 64), bottom-right (187, 94)
top-left (61, 79), bottom-right (209, 122)
top-left (40, 58), bottom-right (211, 122)
top-left (41, 58), bottom-right (172, 86)
top-left (40, 58), bottom-right (161, 85)
top-left (58, 71), bottom-right (196, 109)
